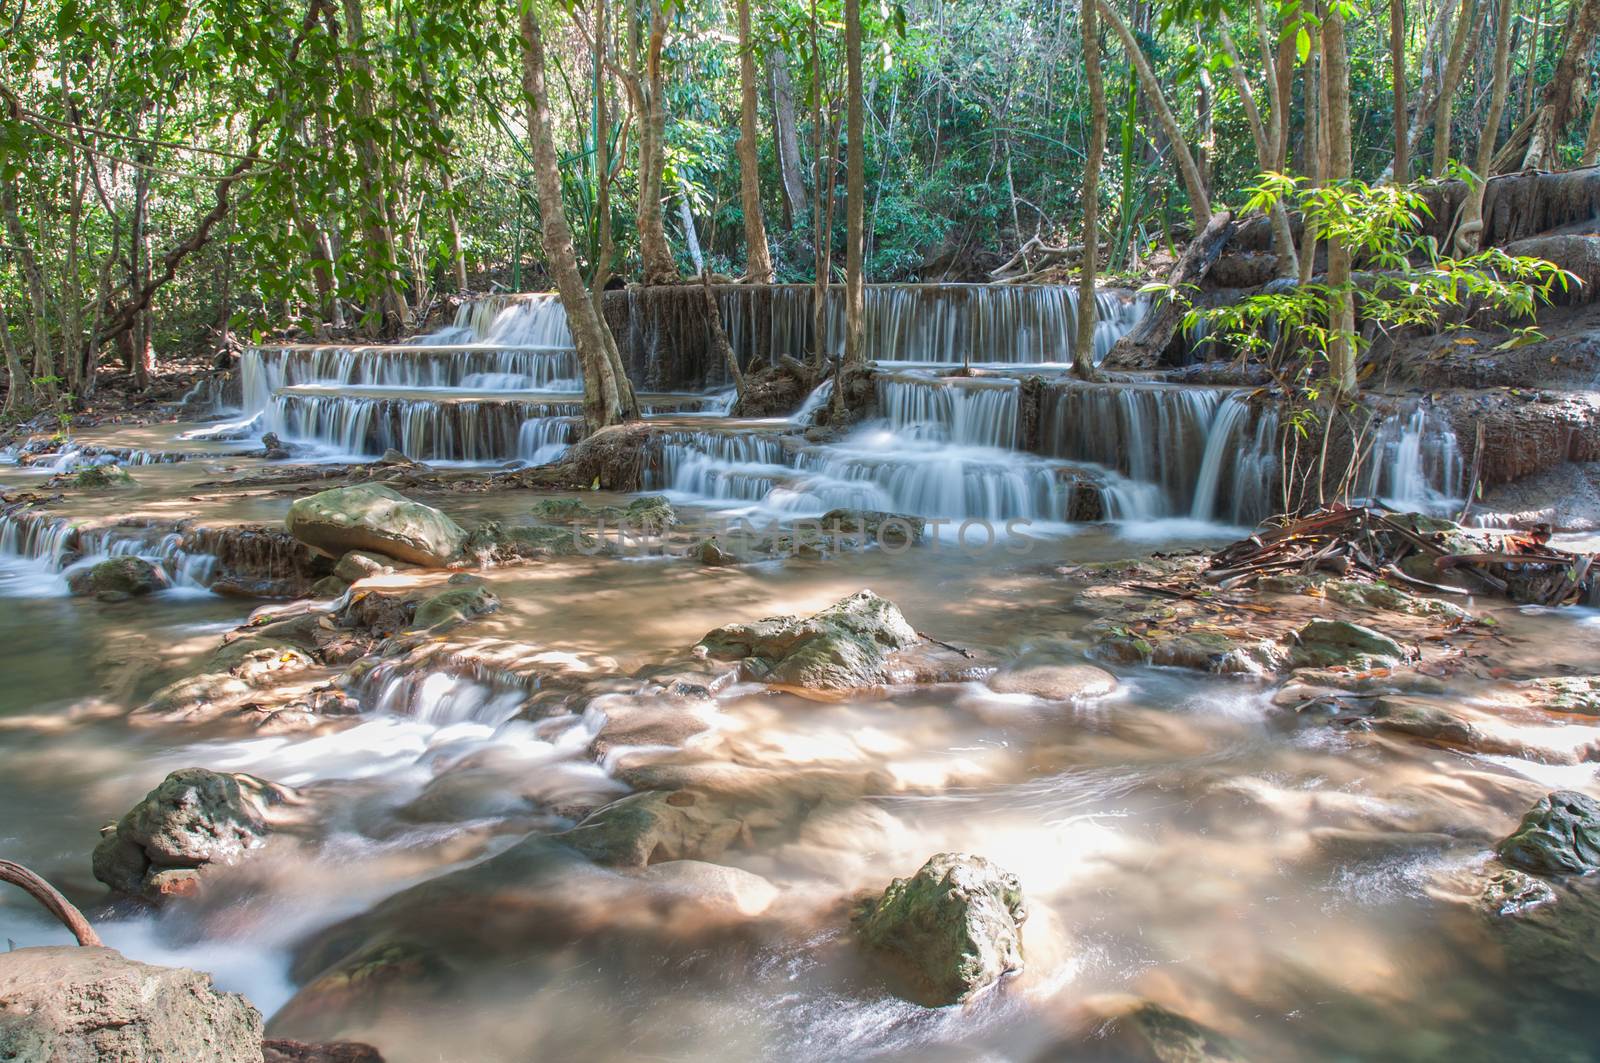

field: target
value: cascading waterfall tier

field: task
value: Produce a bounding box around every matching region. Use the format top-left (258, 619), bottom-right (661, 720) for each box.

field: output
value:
top-left (266, 386), bottom-right (585, 462)
top-left (0, 509), bottom-right (219, 590)
top-left (1043, 380), bottom-right (1283, 525)
top-left (718, 284), bottom-right (1143, 366)
top-left (240, 345), bottom-right (582, 414)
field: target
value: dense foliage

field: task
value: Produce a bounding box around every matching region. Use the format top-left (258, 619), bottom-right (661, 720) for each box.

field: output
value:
top-left (1, 0), bottom-right (1596, 409)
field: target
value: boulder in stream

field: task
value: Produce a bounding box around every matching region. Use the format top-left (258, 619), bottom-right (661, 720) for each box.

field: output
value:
top-left (92, 767), bottom-right (285, 901)
top-left (1290, 619), bottom-right (1407, 669)
top-left (1498, 790), bottom-right (1600, 876)
top-left (988, 661), bottom-right (1117, 701)
top-left (0, 945), bottom-right (263, 1061)
top-left (556, 789), bottom-right (788, 868)
top-left (66, 555), bottom-right (170, 600)
top-left (1040, 995), bottom-right (1247, 1062)
top-left (286, 484), bottom-right (466, 567)
top-left (695, 589), bottom-right (919, 691)
top-left (411, 582), bottom-right (499, 630)
top-left (852, 852), bottom-right (1026, 1006)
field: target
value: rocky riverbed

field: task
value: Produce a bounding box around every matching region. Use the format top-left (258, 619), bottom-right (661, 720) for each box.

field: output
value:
top-left (4, 433), bottom-right (1600, 1062)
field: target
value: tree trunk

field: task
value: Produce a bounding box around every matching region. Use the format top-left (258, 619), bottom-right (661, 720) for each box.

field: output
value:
top-left (1222, 21), bottom-right (1297, 276)
top-left (633, 0), bottom-right (677, 285)
top-left (768, 51), bottom-right (807, 229)
top-left (736, 0), bottom-right (773, 282)
top-left (1321, 0), bottom-right (1356, 395)
top-left (677, 181), bottom-right (704, 273)
top-left (341, 0), bottom-right (409, 333)
top-left (1075, 0), bottom-right (1106, 379)
top-left (809, 0), bottom-right (835, 367)
top-left (1379, 0), bottom-right (1460, 182)
top-left (1431, 0), bottom-right (1481, 179)
top-left (1, 177), bottom-right (56, 396)
top-left (842, 0), bottom-right (865, 365)
top-left (1097, 0), bottom-right (1211, 226)
top-left (1457, 0), bottom-right (1516, 252)
top-left (1101, 210), bottom-right (1234, 370)
top-left (0, 289), bottom-right (28, 412)
top-left (701, 270), bottom-right (743, 396)
top-left (1392, 0), bottom-right (1408, 181)
top-left (589, 0), bottom-right (615, 316)
top-left (1583, 96), bottom-right (1600, 166)
top-left (520, 2), bottom-right (637, 433)
top-left (1516, 0), bottom-right (1600, 169)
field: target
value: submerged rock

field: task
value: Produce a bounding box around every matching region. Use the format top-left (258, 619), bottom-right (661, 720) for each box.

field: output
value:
top-left (1499, 790), bottom-right (1600, 876)
top-left (1322, 579), bottom-right (1473, 621)
top-left (1481, 868), bottom-right (1558, 917)
top-left (411, 583), bottom-right (499, 630)
top-left (852, 852), bottom-right (1026, 1006)
top-left (1521, 675), bottom-right (1600, 715)
top-left (556, 789), bottom-right (785, 868)
top-left (0, 945), bottom-right (262, 1061)
top-left (1044, 995), bottom-right (1247, 1062)
top-left (819, 508), bottom-right (926, 547)
top-left (621, 494), bottom-right (677, 534)
top-left (988, 661), bottom-right (1117, 701)
top-left (286, 484), bottom-right (466, 566)
top-left (334, 550), bottom-right (395, 582)
top-left (92, 767), bottom-right (285, 902)
top-left (66, 555), bottom-right (170, 600)
top-left (1290, 619), bottom-right (1406, 669)
top-left (69, 463), bottom-right (135, 489)
top-left (264, 1038), bottom-right (387, 1062)
top-left (695, 589), bottom-right (919, 691)
top-left (462, 520), bottom-right (600, 564)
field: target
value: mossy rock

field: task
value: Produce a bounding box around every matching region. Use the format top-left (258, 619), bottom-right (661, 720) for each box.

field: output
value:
top-left (1499, 790), bottom-right (1600, 876)
top-left (66, 556), bottom-right (170, 600)
top-left (853, 852), bottom-right (1025, 1006)
top-left (412, 584), bottom-right (499, 630)
top-left (71, 463), bottom-right (135, 489)
top-left (1290, 619), bottom-right (1406, 669)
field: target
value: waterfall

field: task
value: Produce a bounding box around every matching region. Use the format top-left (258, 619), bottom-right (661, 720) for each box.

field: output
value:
top-left (0, 510), bottom-right (218, 592)
top-left (265, 388), bottom-right (583, 461)
top-left (419, 293), bottom-right (573, 348)
top-left (793, 379), bottom-right (835, 424)
top-left (876, 374), bottom-right (1020, 448)
top-left (1359, 405), bottom-right (1464, 514)
top-left (644, 431), bottom-right (790, 502)
top-left (518, 417), bottom-right (579, 465)
top-left (716, 284), bottom-right (1144, 366)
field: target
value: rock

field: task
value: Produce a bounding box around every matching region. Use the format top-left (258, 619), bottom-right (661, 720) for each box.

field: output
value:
top-left (334, 550), bottom-right (393, 582)
top-left (621, 494), bottom-right (677, 534)
top-left (1498, 790), bottom-right (1600, 876)
top-left (988, 662), bottom-right (1117, 701)
top-left (70, 463), bottom-right (135, 489)
top-left (463, 520), bottom-right (599, 563)
top-left (264, 1038), bottom-right (386, 1062)
top-left (0, 945), bottom-right (262, 1061)
top-left (1368, 698), bottom-right (1481, 746)
top-left (695, 590), bottom-right (919, 691)
top-left (131, 672), bottom-right (255, 726)
top-left (530, 497), bottom-right (593, 522)
top-left (285, 484), bottom-right (466, 566)
top-left (310, 574), bottom-right (349, 598)
top-left (1322, 579), bottom-right (1473, 621)
top-left (852, 852), bottom-right (1026, 1006)
top-left (378, 448), bottom-right (415, 466)
top-left (690, 536), bottom-right (738, 566)
top-left (819, 509), bottom-right (926, 547)
top-left (555, 790), bottom-right (764, 868)
top-left (66, 555), bottom-right (171, 600)
top-left (411, 583), bottom-right (499, 630)
top-left (1045, 995), bottom-right (1247, 1062)
top-left (92, 767), bottom-right (283, 902)
top-left (1290, 619), bottom-right (1406, 669)
top-left (1521, 676), bottom-right (1600, 715)
top-left (639, 860), bottom-right (779, 916)
top-left (1481, 868), bottom-right (1558, 918)
top-left (1097, 629), bottom-right (1286, 676)
top-left (262, 432), bottom-right (291, 460)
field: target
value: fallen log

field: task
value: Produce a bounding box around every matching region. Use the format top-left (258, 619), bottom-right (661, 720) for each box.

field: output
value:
top-left (1102, 210), bottom-right (1235, 370)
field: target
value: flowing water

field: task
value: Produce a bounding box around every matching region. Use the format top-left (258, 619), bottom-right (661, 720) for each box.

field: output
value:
top-left (2, 285), bottom-right (1580, 1062)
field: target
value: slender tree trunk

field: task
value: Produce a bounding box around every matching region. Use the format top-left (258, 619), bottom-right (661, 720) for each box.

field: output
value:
top-left (768, 51), bottom-right (807, 229)
top-left (341, 0), bottom-right (409, 333)
top-left (677, 181), bottom-right (704, 272)
top-left (1221, 23), bottom-right (1297, 276)
top-left (520, 2), bottom-right (636, 432)
top-left (1097, 0), bottom-right (1211, 226)
top-left (633, 0), bottom-right (677, 284)
top-left (809, 0), bottom-right (833, 367)
top-left (1379, 0), bottom-right (1460, 182)
top-left (1515, 0), bottom-right (1600, 169)
top-left (1392, 0), bottom-right (1408, 181)
top-left (842, 0), bottom-right (865, 365)
top-left (1299, 42), bottom-right (1322, 285)
top-left (1583, 95), bottom-right (1600, 165)
top-left (1431, 0), bottom-right (1481, 178)
top-left (1, 178), bottom-right (55, 397)
top-left (0, 289), bottom-right (28, 412)
top-left (590, 0), bottom-right (615, 316)
top-left (1075, 0), bottom-right (1106, 379)
top-left (408, 12), bottom-right (468, 291)
top-left (1457, 0), bottom-right (1516, 252)
top-left (1321, 1), bottom-right (1356, 395)
top-left (736, 0), bottom-right (773, 282)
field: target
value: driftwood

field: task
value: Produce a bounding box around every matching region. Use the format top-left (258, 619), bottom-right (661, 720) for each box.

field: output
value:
top-left (1102, 210), bottom-right (1234, 370)
top-left (1203, 504), bottom-right (1597, 606)
top-left (0, 859), bottom-right (102, 946)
